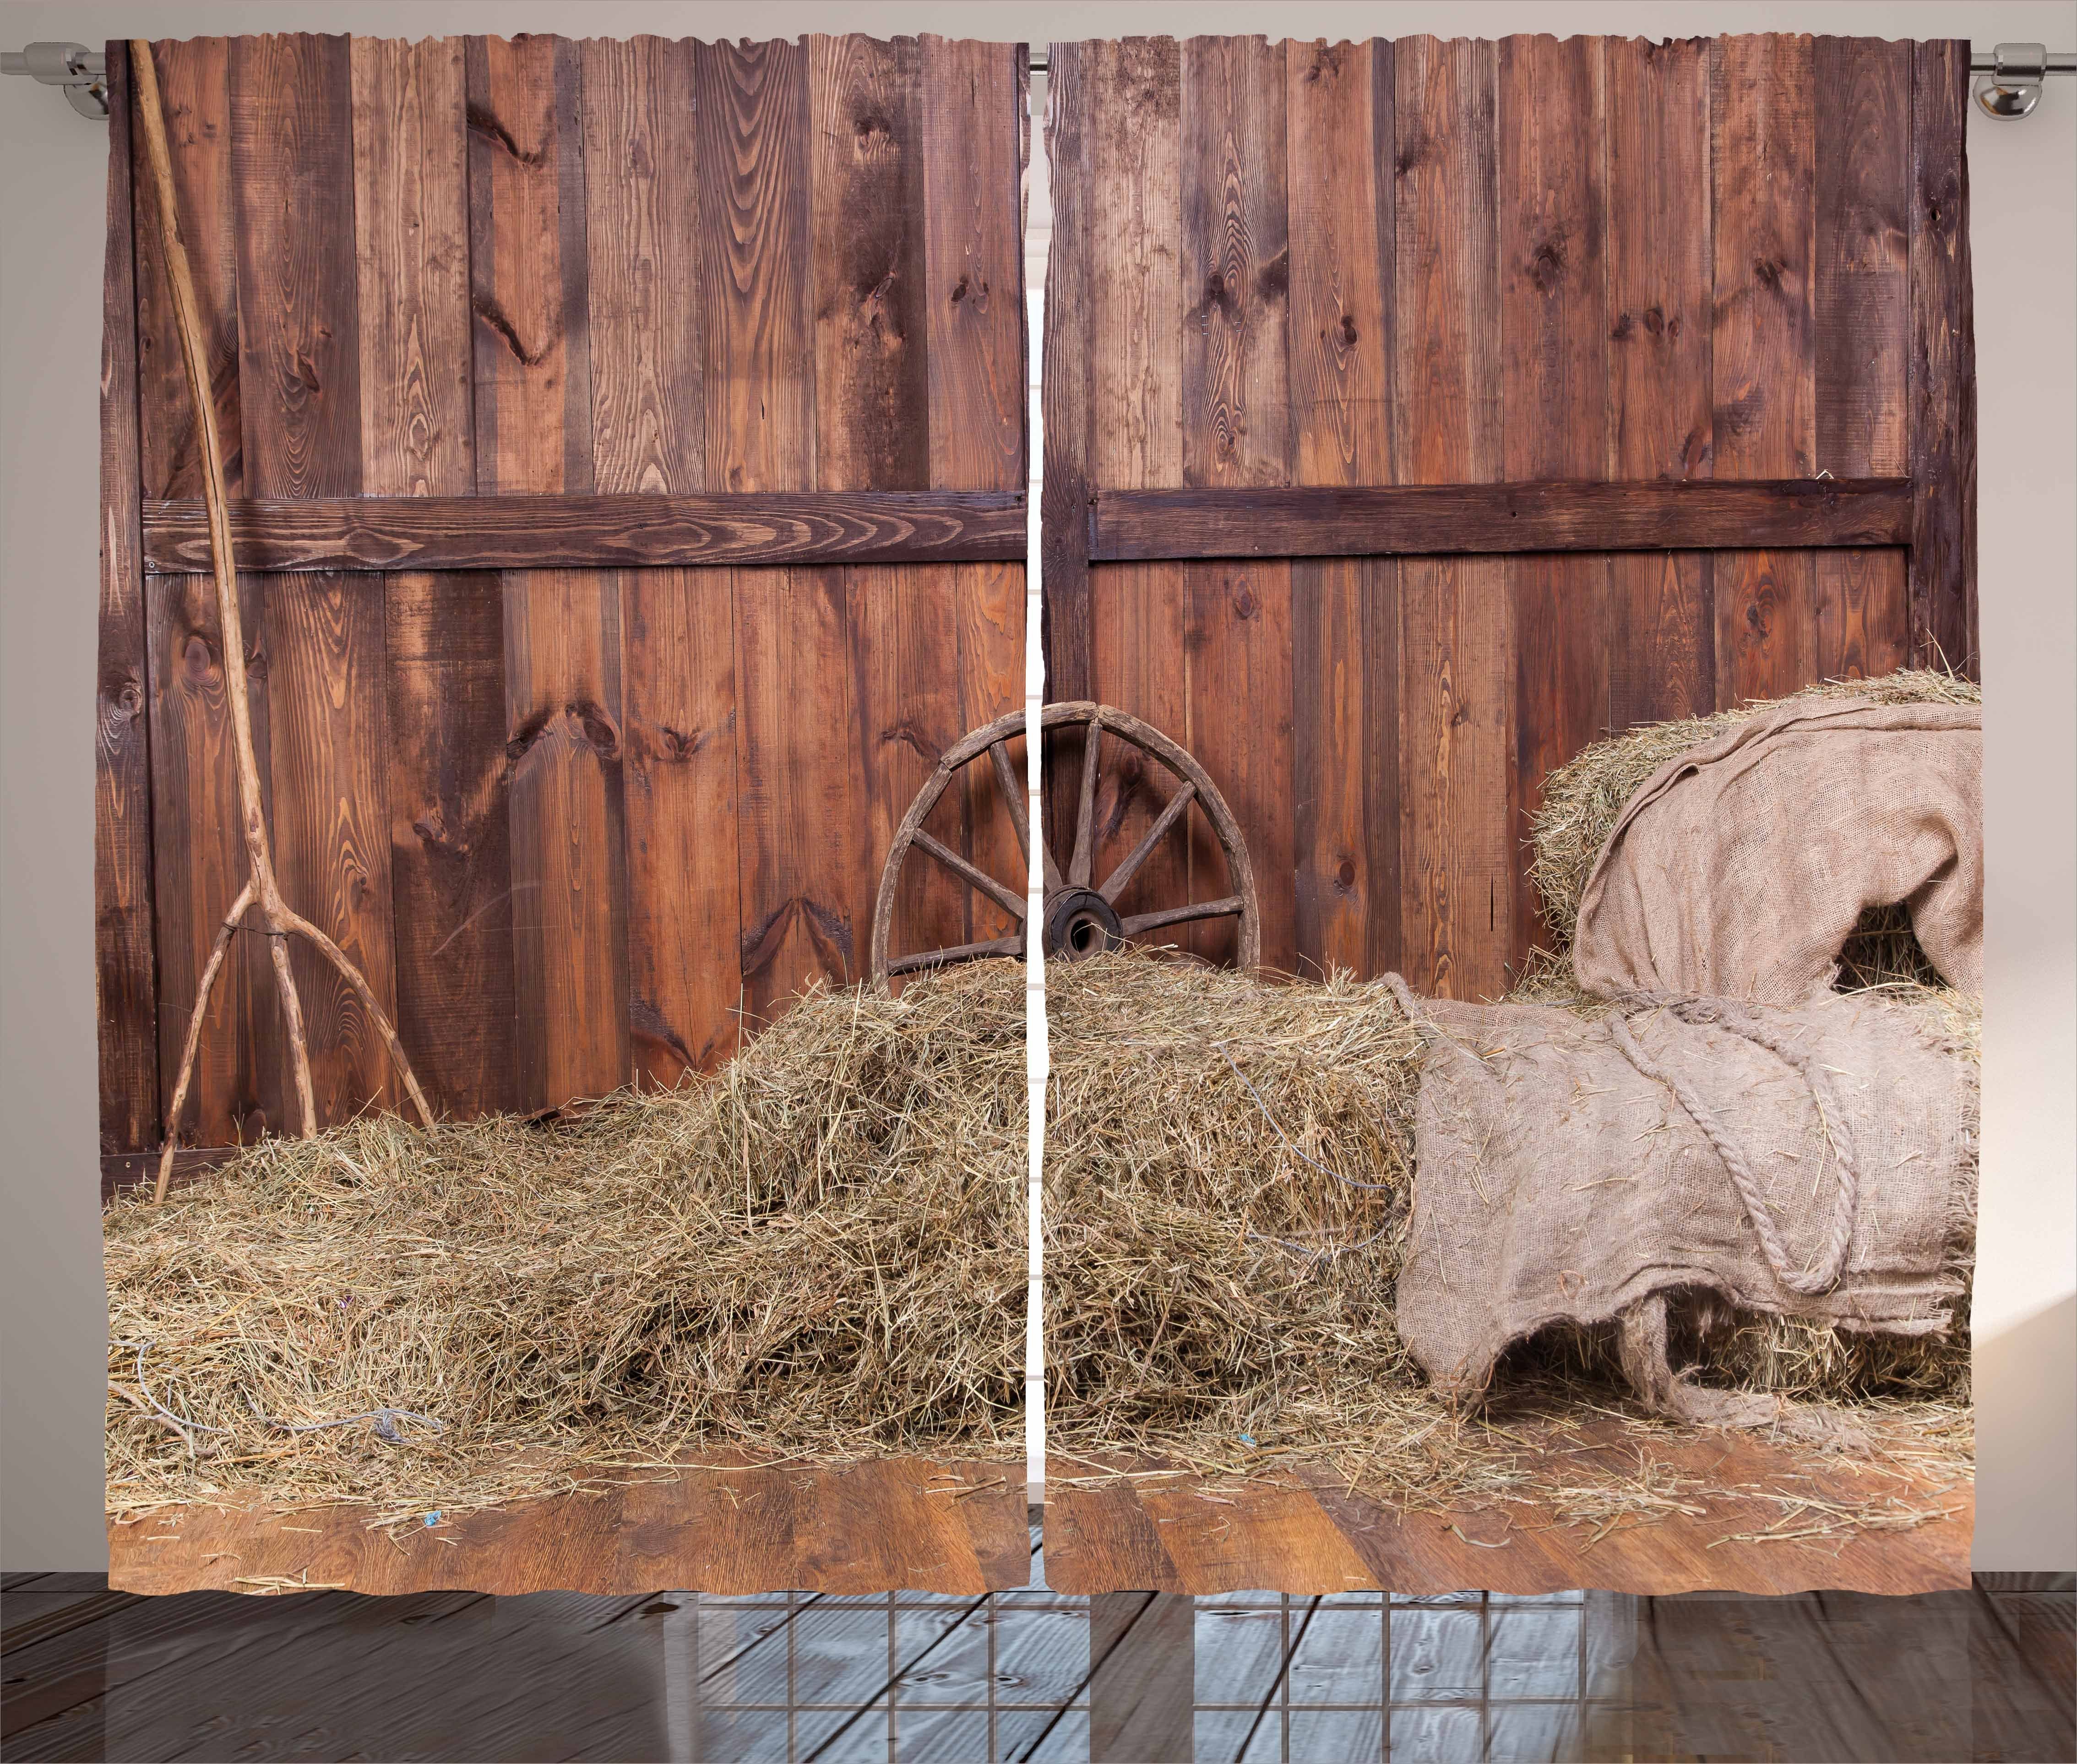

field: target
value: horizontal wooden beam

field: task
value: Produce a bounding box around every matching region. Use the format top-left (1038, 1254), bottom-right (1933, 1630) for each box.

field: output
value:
top-left (141, 490), bottom-right (1029, 575)
top-left (1088, 479), bottom-right (1913, 562)
top-left (102, 1145), bottom-right (236, 1201)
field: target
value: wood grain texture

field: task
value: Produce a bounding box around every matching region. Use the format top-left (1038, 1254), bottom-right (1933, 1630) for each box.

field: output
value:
top-left (384, 574), bottom-right (517, 1117)
top-left (918, 40), bottom-right (1026, 952)
top-left (1090, 477), bottom-right (1908, 561)
top-left (232, 32), bottom-right (399, 1126)
top-left (733, 568), bottom-right (862, 1019)
top-left (922, 37), bottom-right (1024, 493)
top-left (133, 37), bottom-right (242, 501)
top-left (503, 568), bottom-right (631, 1107)
top-left (697, 38), bottom-right (815, 495)
top-left (1814, 37), bottom-right (1912, 684)
top-left (1284, 39), bottom-right (1389, 980)
top-left (1085, 40), bottom-right (1189, 932)
top-left (1605, 34), bottom-right (1714, 731)
top-left (1182, 37), bottom-right (1290, 966)
top-left (1712, 33), bottom-right (1818, 708)
top-left (1395, 35), bottom-right (1510, 1002)
top-left (1501, 34), bottom-right (1609, 968)
top-left (622, 571), bottom-right (741, 1082)
top-left (96, 42), bottom-right (161, 1158)
top-left (350, 36), bottom-right (473, 500)
top-left (107, 1459), bottom-right (1031, 1596)
top-left (143, 489), bottom-right (1027, 573)
top-left (582, 38), bottom-right (729, 1087)
top-left (1909, 40), bottom-right (1978, 677)
top-left (1039, 39), bottom-right (1095, 709)
top-left (468, 36), bottom-right (627, 1111)
top-left (810, 34), bottom-right (928, 493)
top-left (1044, 1427), bottom-right (1971, 1596)
top-left (353, 36), bottom-right (511, 1122)
top-left (583, 34), bottom-right (702, 499)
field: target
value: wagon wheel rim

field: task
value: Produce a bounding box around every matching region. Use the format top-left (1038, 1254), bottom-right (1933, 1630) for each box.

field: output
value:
top-left (868, 702), bottom-right (1260, 986)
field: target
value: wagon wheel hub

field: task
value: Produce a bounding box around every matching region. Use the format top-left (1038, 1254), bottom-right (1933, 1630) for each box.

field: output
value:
top-left (1043, 887), bottom-right (1124, 961)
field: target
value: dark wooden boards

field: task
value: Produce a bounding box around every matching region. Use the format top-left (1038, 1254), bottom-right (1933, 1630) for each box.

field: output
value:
top-left (112, 32), bottom-right (1030, 1152)
top-left (107, 1459), bottom-right (1031, 1596)
top-left (1908, 39), bottom-right (1978, 675)
top-left (95, 42), bottom-right (159, 1158)
top-left (1044, 33), bottom-right (1974, 999)
top-left (1044, 1426), bottom-right (1973, 1597)
top-left (1090, 478), bottom-right (1910, 561)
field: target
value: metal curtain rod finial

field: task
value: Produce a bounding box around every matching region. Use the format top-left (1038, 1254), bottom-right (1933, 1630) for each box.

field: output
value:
top-left (1972, 42), bottom-right (2077, 118)
top-left (1, 42), bottom-right (108, 117)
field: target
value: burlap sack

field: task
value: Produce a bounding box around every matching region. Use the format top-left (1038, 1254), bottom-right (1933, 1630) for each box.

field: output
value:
top-left (1571, 697), bottom-right (1982, 1003)
top-left (1390, 985), bottom-right (1975, 1416)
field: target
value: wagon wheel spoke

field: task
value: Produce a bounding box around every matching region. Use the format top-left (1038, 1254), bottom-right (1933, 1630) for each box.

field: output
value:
top-left (1119, 895), bottom-right (1245, 937)
top-left (1097, 780), bottom-right (1197, 905)
top-left (989, 736), bottom-right (1061, 894)
top-left (886, 935), bottom-right (1022, 976)
top-left (1068, 718), bottom-right (1102, 887)
top-left (912, 829), bottom-right (1028, 923)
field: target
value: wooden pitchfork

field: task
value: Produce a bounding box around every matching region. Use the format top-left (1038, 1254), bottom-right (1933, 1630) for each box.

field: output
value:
top-left (130, 41), bottom-right (433, 1202)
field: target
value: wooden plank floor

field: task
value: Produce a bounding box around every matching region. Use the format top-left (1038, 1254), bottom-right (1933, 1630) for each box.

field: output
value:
top-left (107, 1458), bottom-right (1030, 1598)
top-left (1044, 1421), bottom-right (1972, 1597)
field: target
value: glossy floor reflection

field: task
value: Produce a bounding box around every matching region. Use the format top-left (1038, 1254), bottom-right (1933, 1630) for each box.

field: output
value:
top-left (2, 1560), bottom-right (2068, 1761)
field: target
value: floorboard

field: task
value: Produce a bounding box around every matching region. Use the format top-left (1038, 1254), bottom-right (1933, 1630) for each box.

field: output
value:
top-left (1043, 1422), bottom-right (1972, 1598)
top-left (105, 1458), bottom-right (1029, 1598)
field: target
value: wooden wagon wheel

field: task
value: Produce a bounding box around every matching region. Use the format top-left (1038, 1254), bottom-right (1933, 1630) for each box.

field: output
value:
top-left (869, 701), bottom-right (1260, 985)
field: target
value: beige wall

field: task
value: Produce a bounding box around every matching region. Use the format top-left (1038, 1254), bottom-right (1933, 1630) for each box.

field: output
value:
top-left (5, 0), bottom-right (2070, 1571)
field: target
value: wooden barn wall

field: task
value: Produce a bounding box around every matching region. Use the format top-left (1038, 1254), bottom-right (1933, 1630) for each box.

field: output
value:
top-left (94, 35), bottom-right (1028, 1157)
top-left (1041, 34), bottom-right (1976, 1001)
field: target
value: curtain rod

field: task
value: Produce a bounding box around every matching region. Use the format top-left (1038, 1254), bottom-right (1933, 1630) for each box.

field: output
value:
top-left (7, 40), bottom-right (2074, 120)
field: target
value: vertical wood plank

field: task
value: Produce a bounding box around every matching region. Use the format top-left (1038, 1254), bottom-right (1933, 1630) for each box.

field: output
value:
top-left (1605, 35), bottom-right (1714, 730)
top-left (1712, 33), bottom-right (1818, 707)
top-left (700, 39), bottom-right (852, 1020)
top-left (96, 40), bottom-right (160, 1156)
top-left (384, 575), bottom-right (517, 1115)
top-left (812, 36), bottom-right (948, 978)
top-left (134, 37), bottom-right (243, 501)
top-left (922, 39), bottom-right (1028, 955)
top-left (353, 35), bottom-right (515, 1120)
top-left (1088, 39), bottom-right (1188, 929)
top-left (1394, 35), bottom-right (1510, 1001)
top-left (232, 32), bottom-right (400, 1125)
top-left (585, 35), bottom-right (732, 1083)
top-left (622, 572), bottom-right (740, 1076)
top-left (469, 34), bottom-right (626, 1106)
top-left (811, 34), bottom-right (927, 493)
top-left (1814, 36), bottom-right (1911, 681)
top-left (583, 34), bottom-right (703, 498)
top-left (1040, 40), bottom-right (1094, 711)
top-left (923, 37), bottom-right (1025, 493)
top-left (1286, 37), bottom-right (1389, 977)
top-left (1908, 39), bottom-right (1978, 677)
top-left (1501, 33), bottom-right (1609, 969)
top-left (1183, 36), bottom-right (1290, 966)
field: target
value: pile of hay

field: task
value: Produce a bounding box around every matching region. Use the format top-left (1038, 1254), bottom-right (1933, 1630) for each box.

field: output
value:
top-left (1042, 951), bottom-right (1969, 1510)
top-left (105, 964), bottom-right (1026, 1518)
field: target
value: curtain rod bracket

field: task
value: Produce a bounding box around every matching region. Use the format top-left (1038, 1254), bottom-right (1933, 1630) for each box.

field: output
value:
top-left (1, 42), bottom-right (108, 118)
top-left (1973, 42), bottom-right (2077, 118)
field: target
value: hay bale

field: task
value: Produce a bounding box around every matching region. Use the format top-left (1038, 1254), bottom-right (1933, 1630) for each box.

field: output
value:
top-left (1528, 670), bottom-right (1981, 962)
top-left (105, 962), bottom-right (1027, 1517)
